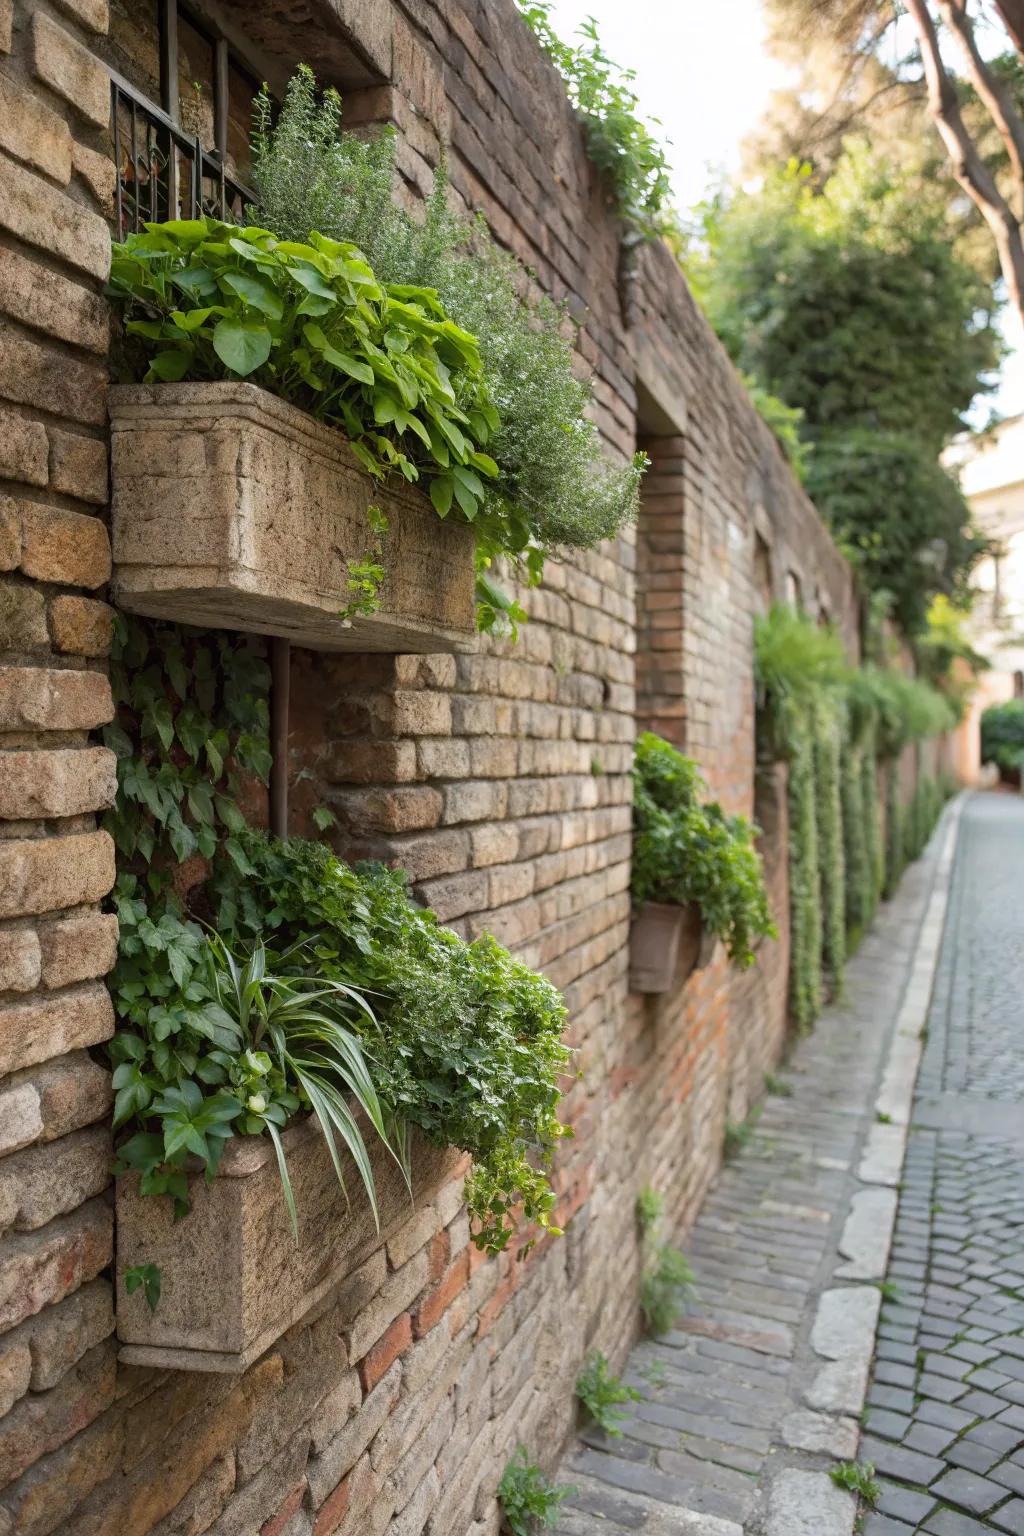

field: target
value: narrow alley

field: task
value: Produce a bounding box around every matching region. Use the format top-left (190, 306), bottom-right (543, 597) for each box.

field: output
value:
top-left (556, 792), bottom-right (1024, 1536)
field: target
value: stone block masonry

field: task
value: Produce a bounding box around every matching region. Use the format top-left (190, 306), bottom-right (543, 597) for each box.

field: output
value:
top-left (0, 0), bottom-right (940, 1532)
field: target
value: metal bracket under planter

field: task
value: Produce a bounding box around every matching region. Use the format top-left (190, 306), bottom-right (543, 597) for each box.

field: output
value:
top-left (115, 1119), bottom-right (463, 1373)
top-left (108, 381), bottom-right (478, 654)
top-left (629, 900), bottom-right (703, 994)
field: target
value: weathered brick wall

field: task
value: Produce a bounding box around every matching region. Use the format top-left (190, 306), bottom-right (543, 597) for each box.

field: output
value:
top-left (0, 1), bottom-right (876, 1533)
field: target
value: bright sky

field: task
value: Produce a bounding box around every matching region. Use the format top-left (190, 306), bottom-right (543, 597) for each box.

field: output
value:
top-left (545, 0), bottom-right (1024, 419)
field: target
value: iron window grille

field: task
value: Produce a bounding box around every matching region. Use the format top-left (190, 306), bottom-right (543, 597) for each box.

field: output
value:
top-left (111, 0), bottom-right (257, 237)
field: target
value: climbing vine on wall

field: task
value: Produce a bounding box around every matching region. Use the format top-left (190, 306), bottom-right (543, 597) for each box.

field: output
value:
top-left (812, 697), bottom-right (845, 997)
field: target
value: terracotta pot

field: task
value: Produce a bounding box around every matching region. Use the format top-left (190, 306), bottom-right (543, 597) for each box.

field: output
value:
top-left (629, 900), bottom-right (702, 994)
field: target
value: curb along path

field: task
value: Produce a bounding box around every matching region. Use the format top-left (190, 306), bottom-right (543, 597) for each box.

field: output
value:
top-left (555, 797), bottom-right (965, 1536)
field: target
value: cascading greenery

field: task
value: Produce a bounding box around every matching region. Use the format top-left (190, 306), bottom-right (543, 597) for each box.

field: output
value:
top-left (106, 615), bottom-right (572, 1255)
top-left (754, 603), bottom-right (957, 1032)
top-left (786, 725), bottom-right (823, 1032)
top-left (812, 696), bottom-right (846, 996)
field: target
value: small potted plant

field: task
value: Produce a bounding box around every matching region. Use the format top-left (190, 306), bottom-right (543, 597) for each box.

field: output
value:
top-left (629, 734), bottom-right (776, 994)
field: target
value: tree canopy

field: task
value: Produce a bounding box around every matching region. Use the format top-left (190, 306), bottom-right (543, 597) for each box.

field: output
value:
top-left (686, 139), bottom-right (998, 633)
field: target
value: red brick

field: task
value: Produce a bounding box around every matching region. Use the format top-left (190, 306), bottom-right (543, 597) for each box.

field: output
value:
top-left (260, 1478), bottom-right (308, 1536)
top-left (412, 1249), bottom-right (470, 1339)
top-left (359, 1311), bottom-right (411, 1392)
top-left (312, 1469), bottom-right (352, 1536)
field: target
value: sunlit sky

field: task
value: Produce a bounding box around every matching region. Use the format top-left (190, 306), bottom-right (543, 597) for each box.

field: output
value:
top-left (544, 0), bottom-right (1024, 420)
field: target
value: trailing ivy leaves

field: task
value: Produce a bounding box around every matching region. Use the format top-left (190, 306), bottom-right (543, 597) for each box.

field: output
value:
top-left (107, 218), bottom-right (501, 534)
top-left (102, 615), bottom-right (270, 890)
top-left (124, 1263), bottom-right (162, 1313)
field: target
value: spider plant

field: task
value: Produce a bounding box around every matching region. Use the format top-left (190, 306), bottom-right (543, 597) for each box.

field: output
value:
top-left (203, 933), bottom-right (406, 1235)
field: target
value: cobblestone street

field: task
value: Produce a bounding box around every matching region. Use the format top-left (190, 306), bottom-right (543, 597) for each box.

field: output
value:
top-left (862, 793), bottom-right (1024, 1536)
top-left (554, 792), bottom-right (1024, 1535)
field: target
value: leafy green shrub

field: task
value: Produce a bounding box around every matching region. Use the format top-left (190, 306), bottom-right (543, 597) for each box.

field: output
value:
top-left (754, 604), bottom-right (848, 761)
top-left (512, 5), bottom-right (674, 238)
top-left (981, 699), bottom-right (1024, 778)
top-left (246, 67), bottom-right (644, 582)
top-left (631, 734), bottom-right (775, 968)
top-left (841, 740), bottom-right (874, 953)
top-left (575, 1351), bottom-right (640, 1436)
top-left (111, 930), bottom-right (395, 1227)
top-left (214, 832), bottom-right (571, 1255)
top-left (805, 430), bottom-right (986, 636)
top-left (108, 219), bottom-right (503, 537)
top-left (636, 1186), bottom-right (697, 1335)
top-left (498, 1448), bottom-right (574, 1535)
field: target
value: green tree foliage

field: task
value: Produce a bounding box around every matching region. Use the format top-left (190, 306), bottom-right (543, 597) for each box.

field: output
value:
top-left (690, 150), bottom-right (999, 451)
top-left (803, 430), bottom-right (986, 633)
top-left (981, 698), bottom-right (1024, 777)
top-left (631, 734), bottom-right (776, 968)
top-left (688, 146), bottom-right (998, 634)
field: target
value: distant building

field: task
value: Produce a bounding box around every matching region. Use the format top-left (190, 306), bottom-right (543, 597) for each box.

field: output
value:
top-left (947, 415), bottom-right (1024, 781)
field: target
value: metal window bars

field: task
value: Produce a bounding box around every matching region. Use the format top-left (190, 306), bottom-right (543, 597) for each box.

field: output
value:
top-left (111, 71), bottom-right (253, 238)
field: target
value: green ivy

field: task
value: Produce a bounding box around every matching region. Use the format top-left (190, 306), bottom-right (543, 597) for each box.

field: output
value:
top-left (102, 614), bottom-right (271, 881)
top-left (631, 734), bottom-right (775, 968)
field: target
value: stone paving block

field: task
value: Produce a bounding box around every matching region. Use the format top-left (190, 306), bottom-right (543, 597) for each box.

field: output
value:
top-left (931, 1467), bottom-right (1009, 1515)
top-left (764, 1470), bottom-right (855, 1536)
top-left (990, 1497), bottom-right (1024, 1534)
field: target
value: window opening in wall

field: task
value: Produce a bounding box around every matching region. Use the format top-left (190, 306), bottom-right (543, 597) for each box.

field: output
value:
top-left (1014, 669), bottom-right (1024, 700)
top-left (111, 0), bottom-right (260, 236)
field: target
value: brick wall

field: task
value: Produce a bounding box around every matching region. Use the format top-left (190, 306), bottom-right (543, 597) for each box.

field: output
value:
top-left (0, 1), bottom-right (905, 1533)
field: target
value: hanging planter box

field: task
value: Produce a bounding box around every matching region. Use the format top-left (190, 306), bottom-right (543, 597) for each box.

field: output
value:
top-left (108, 382), bottom-right (478, 654)
top-left (115, 1118), bottom-right (463, 1374)
top-left (629, 900), bottom-right (703, 994)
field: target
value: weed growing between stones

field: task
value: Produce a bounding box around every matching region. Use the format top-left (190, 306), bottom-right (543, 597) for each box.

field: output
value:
top-left (498, 1448), bottom-right (574, 1535)
top-left (636, 1187), bottom-right (697, 1335)
top-left (575, 1351), bottom-right (640, 1437)
top-left (830, 1459), bottom-right (881, 1505)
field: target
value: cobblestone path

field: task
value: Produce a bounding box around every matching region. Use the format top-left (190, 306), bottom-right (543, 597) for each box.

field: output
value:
top-left (862, 792), bottom-right (1024, 1536)
top-left (554, 798), bottom-right (966, 1536)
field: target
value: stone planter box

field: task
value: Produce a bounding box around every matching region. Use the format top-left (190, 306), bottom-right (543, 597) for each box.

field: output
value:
top-left (629, 900), bottom-right (704, 994)
top-left (108, 382), bottom-right (477, 653)
top-left (116, 1118), bottom-right (462, 1373)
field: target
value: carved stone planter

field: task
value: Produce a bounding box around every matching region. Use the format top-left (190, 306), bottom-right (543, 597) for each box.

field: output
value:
top-left (116, 1119), bottom-right (462, 1373)
top-left (629, 901), bottom-right (703, 994)
top-left (108, 382), bottom-right (477, 653)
